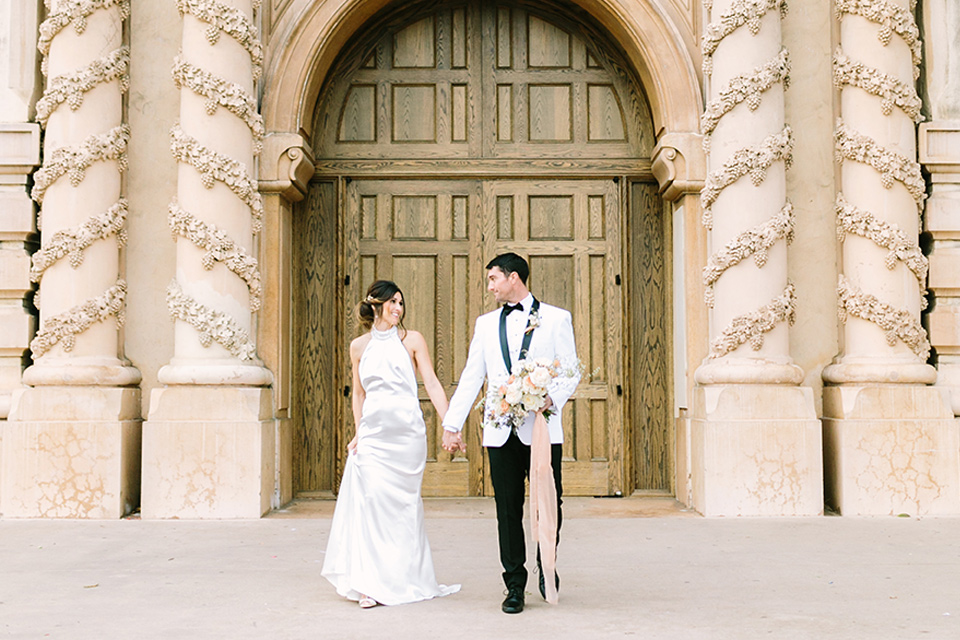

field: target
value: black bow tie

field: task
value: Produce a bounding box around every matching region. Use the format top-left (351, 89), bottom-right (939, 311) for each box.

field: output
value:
top-left (503, 303), bottom-right (523, 315)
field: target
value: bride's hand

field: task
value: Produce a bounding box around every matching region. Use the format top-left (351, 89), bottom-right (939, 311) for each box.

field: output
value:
top-left (347, 434), bottom-right (358, 455)
top-left (441, 429), bottom-right (465, 453)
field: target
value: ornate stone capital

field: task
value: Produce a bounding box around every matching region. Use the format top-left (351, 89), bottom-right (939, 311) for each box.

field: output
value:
top-left (258, 133), bottom-right (315, 203)
top-left (651, 132), bottom-right (705, 202)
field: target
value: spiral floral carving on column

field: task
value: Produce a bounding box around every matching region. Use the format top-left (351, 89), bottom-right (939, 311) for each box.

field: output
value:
top-left (833, 0), bottom-right (921, 75)
top-left (703, 202), bottom-right (794, 308)
top-left (38, 0), bottom-right (131, 73)
top-left (834, 121), bottom-right (925, 210)
top-left (833, 49), bottom-right (922, 121)
top-left (30, 0), bottom-right (131, 354)
top-left (36, 47), bottom-right (129, 126)
top-left (702, 0), bottom-right (788, 76)
top-left (700, 127), bottom-right (793, 229)
top-left (168, 0), bottom-right (264, 361)
top-left (166, 280), bottom-right (256, 360)
top-left (837, 276), bottom-right (929, 358)
top-left (168, 201), bottom-right (262, 310)
top-left (701, 48), bottom-right (790, 154)
top-left (31, 125), bottom-right (129, 206)
top-left (835, 193), bottom-right (927, 306)
top-left (171, 55), bottom-right (264, 153)
top-left (700, 0), bottom-right (794, 359)
top-left (834, 0), bottom-right (927, 358)
top-left (176, 0), bottom-right (263, 78)
top-left (30, 281), bottom-right (127, 357)
top-left (30, 201), bottom-right (128, 282)
top-left (709, 284), bottom-right (796, 358)
top-left (169, 125), bottom-right (263, 230)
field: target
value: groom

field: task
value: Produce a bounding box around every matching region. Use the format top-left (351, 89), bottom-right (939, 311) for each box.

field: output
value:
top-left (442, 252), bottom-right (580, 614)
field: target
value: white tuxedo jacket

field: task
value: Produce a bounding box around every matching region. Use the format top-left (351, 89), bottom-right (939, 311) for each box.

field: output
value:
top-left (442, 296), bottom-right (580, 447)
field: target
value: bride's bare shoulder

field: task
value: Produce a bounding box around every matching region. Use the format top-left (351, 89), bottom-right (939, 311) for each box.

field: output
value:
top-left (350, 333), bottom-right (371, 358)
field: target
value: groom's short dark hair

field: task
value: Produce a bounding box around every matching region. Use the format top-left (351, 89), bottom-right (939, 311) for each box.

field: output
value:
top-left (486, 253), bottom-right (529, 284)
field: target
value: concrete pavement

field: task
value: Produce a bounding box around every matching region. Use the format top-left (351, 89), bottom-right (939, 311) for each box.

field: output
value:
top-left (2, 497), bottom-right (959, 639)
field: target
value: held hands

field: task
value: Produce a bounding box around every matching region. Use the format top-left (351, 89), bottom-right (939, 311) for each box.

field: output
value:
top-left (442, 429), bottom-right (466, 453)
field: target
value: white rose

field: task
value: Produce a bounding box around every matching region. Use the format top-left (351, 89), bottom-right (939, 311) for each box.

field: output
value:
top-left (505, 387), bottom-right (523, 405)
top-left (529, 366), bottom-right (552, 387)
top-left (522, 375), bottom-right (538, 393)
top-left (522, 393), bottom-right (544, 412)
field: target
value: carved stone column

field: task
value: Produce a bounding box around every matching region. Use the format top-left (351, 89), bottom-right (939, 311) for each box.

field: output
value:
top-left (689, 0), bottom-right (821, 516)
top-left (2, 0), bottom-right (142, 518)
top-left (921, 1), bottom-right (960, 416)
top-left (822, 0), bottom-right (959, 515)
top-left (142, 0), bottom-right (275, 518)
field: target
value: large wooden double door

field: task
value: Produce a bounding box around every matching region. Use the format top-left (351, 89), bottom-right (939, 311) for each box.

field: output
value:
top-left (344, 178), bottom-right (623, 496)
top-left (293, 0), bottom-right (670, 499)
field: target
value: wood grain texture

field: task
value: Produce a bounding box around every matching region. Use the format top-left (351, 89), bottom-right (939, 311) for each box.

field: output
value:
top-left (629, 181), bottom-right (671, 492)
top-left (293, 181), bottom-right (338, 494)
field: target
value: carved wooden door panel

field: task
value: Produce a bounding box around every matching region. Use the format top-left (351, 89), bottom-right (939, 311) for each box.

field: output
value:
top-left (482, 179), bottom-right (624, 495)
top-left (343, 179), bottom-right (486, 496)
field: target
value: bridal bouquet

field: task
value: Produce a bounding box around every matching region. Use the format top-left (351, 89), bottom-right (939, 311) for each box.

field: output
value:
top-left (478, 357), bottom-right (583, 430)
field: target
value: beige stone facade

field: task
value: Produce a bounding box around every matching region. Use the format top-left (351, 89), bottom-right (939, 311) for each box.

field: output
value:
top-left (1, 0), bottom-right (957, 518)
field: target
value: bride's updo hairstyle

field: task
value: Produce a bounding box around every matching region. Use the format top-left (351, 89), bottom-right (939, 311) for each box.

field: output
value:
top-left (358, 280), bottom-right (406, 333)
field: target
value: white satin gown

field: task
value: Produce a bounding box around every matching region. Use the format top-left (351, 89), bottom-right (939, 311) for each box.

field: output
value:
top-left (321, 325), bottom-right (460, 605)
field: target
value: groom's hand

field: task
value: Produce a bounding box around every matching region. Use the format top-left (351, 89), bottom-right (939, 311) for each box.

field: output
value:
top-left (442, 429), bottom-right (466, 453)
top-left (540, 395), bottom-right (554, 413)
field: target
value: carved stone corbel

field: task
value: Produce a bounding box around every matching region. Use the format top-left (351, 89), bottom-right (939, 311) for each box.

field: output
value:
top-left (651, 132), bottom-right (705, 202)
top-left (258, 133), bottom-right (315, 203)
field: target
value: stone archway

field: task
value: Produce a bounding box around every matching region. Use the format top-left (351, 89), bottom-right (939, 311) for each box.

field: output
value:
top-left (256, 0), bottom-right (705, 502)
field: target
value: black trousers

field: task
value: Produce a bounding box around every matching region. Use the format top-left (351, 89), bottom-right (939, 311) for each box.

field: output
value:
top-left (487, 431), bottom-right (563, 590)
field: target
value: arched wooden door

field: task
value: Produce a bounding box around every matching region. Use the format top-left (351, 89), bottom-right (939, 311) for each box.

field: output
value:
top-left (294, 0), bottom-right (669, 498)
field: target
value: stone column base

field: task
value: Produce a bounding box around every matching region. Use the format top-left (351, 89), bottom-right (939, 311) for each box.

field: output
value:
top-left (1, 387), bottom-right (141, 518)
top-left (142, 387), bottom-right (275, 519)
top-left (690, 385), bottom-right (823, 516)
top-left (823, 386), bottom-right (960, 516)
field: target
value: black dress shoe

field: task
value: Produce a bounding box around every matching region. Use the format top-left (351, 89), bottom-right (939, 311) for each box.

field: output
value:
top-left (501, 587), bottom-right (524, 614)
top-left (538, 565), bottom-right (560, 600)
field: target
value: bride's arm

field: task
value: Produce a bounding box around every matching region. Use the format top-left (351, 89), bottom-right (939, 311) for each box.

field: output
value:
top-left (407, 331), bottom-right (449, 421)
top-left (348, 337), bottom-right (367, 453)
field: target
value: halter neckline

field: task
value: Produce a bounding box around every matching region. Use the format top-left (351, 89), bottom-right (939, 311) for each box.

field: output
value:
top-left (371, 324), bottom-right (398, 339)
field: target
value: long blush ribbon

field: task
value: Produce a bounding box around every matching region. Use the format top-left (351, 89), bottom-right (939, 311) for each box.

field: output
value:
top-left (529, 411), bottom-right (558, 604)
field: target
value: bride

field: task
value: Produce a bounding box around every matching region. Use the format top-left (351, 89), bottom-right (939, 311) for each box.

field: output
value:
top-left (321, 280), bottom-right (460, 608)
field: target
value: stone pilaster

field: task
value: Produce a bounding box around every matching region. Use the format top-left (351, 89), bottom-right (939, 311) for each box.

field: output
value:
top-left (0, 125), bottom-right (39, 422)
top-left (822, 0), bottom-right (959, 515)
top-left (0, 0), bottom-right (44, 509)
top-left (2, 0), bottom-right (142, 518)
top-left (0, 0), bottom-right (43, 424)
top-left (142, 0), bottom-right (274, 518)
top-left (691, 0), bottom-right (821, 516)
top-left (922, 123), bottom-right (960, 414)
top-left (921, 1), bottom-right (960, 415)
